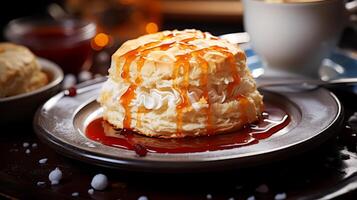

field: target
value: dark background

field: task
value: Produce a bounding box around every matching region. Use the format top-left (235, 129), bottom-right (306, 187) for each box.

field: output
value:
top-left (1, 0), bottom-right (356, 49)
top-left (0, 0), bottom-right (241, 41)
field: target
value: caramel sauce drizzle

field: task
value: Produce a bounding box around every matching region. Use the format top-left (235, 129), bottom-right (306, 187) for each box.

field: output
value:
top-left (173, 54), bottom-right (192, 135)
top-left (119, 35), bottom-right (176, 129)
top-left (136, 106), bottom-right (146, 128)
top-left (120, 41), bottom-right (160, 80)
top-left (120, 85), bottom-right (137, 129)
top-left (118, 32), bottom-right (245, 133)
top-left (237, 94), bottom-right (249, 125)
top-left (206, 46), bottom-right (249, 127)
top-left (134, 42), bottom-right (176, 127)
top-left (195, 50), bottom-right (213, 134)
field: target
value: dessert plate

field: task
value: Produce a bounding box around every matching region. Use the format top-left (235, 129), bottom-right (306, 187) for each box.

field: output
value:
top-left (34, 80), bottom-right (342, 172)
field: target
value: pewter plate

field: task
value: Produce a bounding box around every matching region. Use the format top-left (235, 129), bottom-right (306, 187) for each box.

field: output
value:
top-left (34, 81), bottom-right (342, 172)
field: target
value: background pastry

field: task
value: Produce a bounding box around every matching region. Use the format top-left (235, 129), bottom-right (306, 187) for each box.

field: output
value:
top-left (0, 43), bottom-right (48, 98)
top-left (98, 29), bottom-right (263, 138)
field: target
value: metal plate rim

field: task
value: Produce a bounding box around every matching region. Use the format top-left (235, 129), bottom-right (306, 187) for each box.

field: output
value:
top-left (34, 82), bottom-right (343, 172)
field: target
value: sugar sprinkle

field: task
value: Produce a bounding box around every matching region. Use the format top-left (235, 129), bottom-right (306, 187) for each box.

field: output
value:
top-left (91, 174), bottom-right (108, 190)
top-left (39, 158), bottom-right (48, 164)
top-left (49, 167), bottom-right (62, 185)
top-left (37, 181), bottom-right (46, 186)
top-left (88, 188), bottom-right (94, 195)
top-left (275, 193), bottom-right (287, 200)
top-left (255, 184), bottom-right (269, 193)
top-left (71, 192), bottom-right (79, 197)
top-left (138, 196), bottom-right (148, 200)
top-left (247, 196), bottom-right (255, 200)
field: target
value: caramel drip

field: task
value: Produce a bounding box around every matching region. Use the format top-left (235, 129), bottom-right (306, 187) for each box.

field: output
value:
top-left (135, 57), bottom-right (146, 85)
top-left (195, 50), bottom-right (213, 134)
top-left (121, 53), bottom-right (136, 80)
top-left (203, 46), bottom-right (247, 130)
top-left (223, 51), bottom-right (248, 126)
top-left (119, 35), bottom-right (176, 129)
top-left (119, 42), bottom-right (158, 129)
top-left (135, 41), bottom-right (177, 127)
top-left (120, 41), bottom-right (159, 80)
top-left (173, 54), bottom-right (192, 134)
top-left (133, 56), bottom-right (146, 128)
top-left (237, 94), bottom-right (249, 125)
top-left (169, 37), bottom-right (197, 134)
top-left (136, 106), bottom-right (146, 128)
top-left (120, 85), bottom-right (137, 129)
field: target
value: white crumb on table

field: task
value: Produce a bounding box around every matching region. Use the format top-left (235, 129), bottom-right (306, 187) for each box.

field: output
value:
top-left (39, 158), bottom-right (48, 164)
top-left (255, 184), bottom-right (269, 193)
top-left (206, 194), bottom-right (212, 199)
top-left (88, 188), bottom-right (94, 195)
top-left (37, 181), bottom-right (46, 186)
top-left (247, 196), bottom-right (255, 200)
top-left (49, 167), bottom-right (62, 185)
top-left (138, 196), bottom-right (148, 200)
top-left (32, 143), bottom-right (38, 148)
top-left (71, 192), bottom-right (79, 197)
top-left (91, 174), bottom-right (108, 190)
top-left (25, 149), bottom-right (31, 154)
top-left (275, 192), bottom-right (287, 200)
top-left (23, 142), bottom-right (29, 148)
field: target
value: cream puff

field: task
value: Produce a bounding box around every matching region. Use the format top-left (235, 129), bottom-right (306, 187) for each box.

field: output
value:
top-left (98, 29), bottom-right (263, 138)
top-left (0, 43), bottom-right (48, 98)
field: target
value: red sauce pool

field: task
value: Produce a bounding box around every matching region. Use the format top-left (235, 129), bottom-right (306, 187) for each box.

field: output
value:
top-left (85, 104), bottom-right (290, 154)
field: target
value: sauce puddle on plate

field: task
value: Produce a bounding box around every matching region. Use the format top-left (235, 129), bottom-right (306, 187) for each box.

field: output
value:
top-left (85, 104), bottom-right (290, 154)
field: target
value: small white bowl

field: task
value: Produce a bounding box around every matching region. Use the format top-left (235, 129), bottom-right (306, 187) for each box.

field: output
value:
top-left (0, 57), bottom-right (63, 124)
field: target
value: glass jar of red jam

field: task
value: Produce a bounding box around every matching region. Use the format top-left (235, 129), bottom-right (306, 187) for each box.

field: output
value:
top-left (4, 17), bottom-right (96, 75)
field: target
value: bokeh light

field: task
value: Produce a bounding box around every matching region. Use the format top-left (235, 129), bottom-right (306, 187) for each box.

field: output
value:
top-left (94, 33), bottom-right (109, 47)
top-left (91, 33), bottom-right (111, 50)
top-left (145, 22), bottom-right (158, 34)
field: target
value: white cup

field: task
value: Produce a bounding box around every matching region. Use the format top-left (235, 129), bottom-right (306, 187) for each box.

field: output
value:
top-left (243, 0), bottom-right (357, 77)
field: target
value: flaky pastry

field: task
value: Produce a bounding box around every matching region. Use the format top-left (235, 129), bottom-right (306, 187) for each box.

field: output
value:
top-left (98, 30), bottom-right (263, 138)
top-left (0, 43), bottom-right (48, 98)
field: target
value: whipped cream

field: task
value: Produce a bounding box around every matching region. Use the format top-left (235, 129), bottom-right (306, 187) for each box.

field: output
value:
top-left (133, 88), bottom-right (180, 110)
top-left (100, 78), bottom-right (231, 111)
